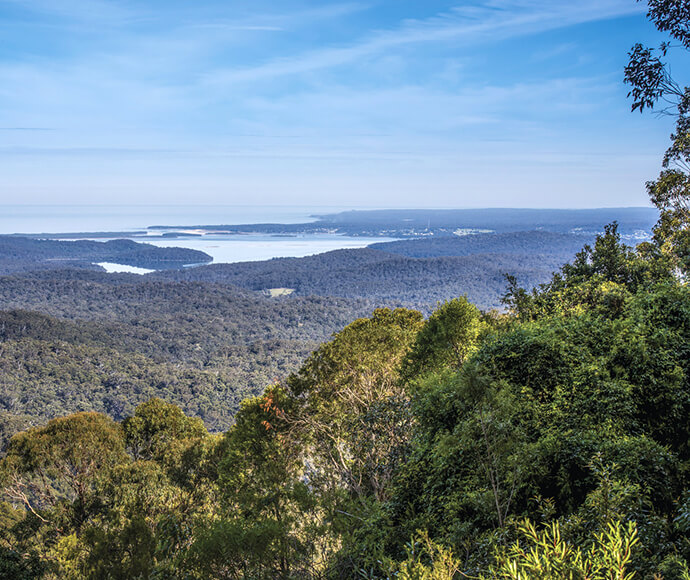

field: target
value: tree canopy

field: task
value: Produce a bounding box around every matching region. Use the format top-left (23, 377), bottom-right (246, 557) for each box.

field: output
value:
top-left (625, 0), bottom-right (690, 275)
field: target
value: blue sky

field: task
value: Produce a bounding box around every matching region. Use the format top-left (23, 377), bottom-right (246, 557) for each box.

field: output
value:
top-left (0, 0), bottom-right (680, 207)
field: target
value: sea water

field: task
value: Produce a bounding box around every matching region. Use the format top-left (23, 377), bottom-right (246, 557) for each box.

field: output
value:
top-left (0, 204), bottom-right (330, 235)
top-left (0, 204), bottom-right (396, 267)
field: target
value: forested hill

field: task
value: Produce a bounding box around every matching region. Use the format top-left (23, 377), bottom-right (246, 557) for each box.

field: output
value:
top-left (0, 273), bottom-right (376, 446)
top-left (151, 232), bottom-right (597, 310)
top-left (0, 272), bottom-right (376, 362)
top-left (0, 218), bottom-right (650, 311)
top-left (0, 236), bottom-right (212, 274)
top-left (369, 230), bottom-right (596, 258)
top-left (311, 207), bottom-right (657, 235)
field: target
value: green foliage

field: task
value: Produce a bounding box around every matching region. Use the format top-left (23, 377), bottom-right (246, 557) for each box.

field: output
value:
top-left (187, 517), bottom-right (290, 579)
top-left (81, 461), bottom-right (183, 580)
top-left (208, 387), bottom-right (325, 579)
top-left (1, 264), bottom-right (690, 578)
top-left (286, 308), bottom-right (424, 502)
top-left (0, 399), bottom-right (225, 579)
top-left (503, 223), bottom-right (662, 320)
top-left (483, 520), bottom-right (638, 580)
top-left (1, 412), bottom-right (126, 526)
top-left (384, 531), bottom-right (461, 580)
top-left (401, 297), bottom-right (484, 380)
top-left (122, 397), bottom-right (208, 482)
top-left (624, 0), bottom-right (690, 275)
top-left (3, 229), bottom-right (690, 579)
top-left (0, 546), bottom-right (44, 580)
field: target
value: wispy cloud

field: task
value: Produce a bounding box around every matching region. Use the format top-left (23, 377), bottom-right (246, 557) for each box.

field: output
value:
top-left (189, 24), bottom-right (285, 32)
top-left (184, 3), bottom-right (368, 34)
top-left (530, 42), bottom-right (578, 62)
top-left (203, 0), bottom-right (645, 85)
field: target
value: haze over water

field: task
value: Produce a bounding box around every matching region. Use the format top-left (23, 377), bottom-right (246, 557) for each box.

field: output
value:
top-left (0, 204), bottom-right (397, 266)
top-left (0, 205), bottom-right (331, 235)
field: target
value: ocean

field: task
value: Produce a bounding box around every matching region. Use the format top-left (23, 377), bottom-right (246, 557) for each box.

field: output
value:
top-left (0, 204), bottom-right (396, 267)
top-left (0, 204), bottom-right (331, 235)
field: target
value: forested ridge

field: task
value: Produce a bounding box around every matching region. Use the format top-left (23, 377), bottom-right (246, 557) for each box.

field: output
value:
top-left (0, 275), bottom-right (377, 448)
top-left (0, 229), bottom-right (609, 445)
top-left (369, 231), bottom-right (597, 258)
top-left (152, 239), bottom-right (584, 311)
top-left (4, 230), bottom-right (614, 311)
top-left (0, 237), bottom-right (212, 274)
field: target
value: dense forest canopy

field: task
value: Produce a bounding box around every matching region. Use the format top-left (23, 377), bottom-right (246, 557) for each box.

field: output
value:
top-left (0, 237), bottom-right (212, 274)
top-left (151, 233), bottom-right (596, 311)
top-left (2, 1), bottom-right (690, 579)
top-left (0, 275), bottom-right (378, 448)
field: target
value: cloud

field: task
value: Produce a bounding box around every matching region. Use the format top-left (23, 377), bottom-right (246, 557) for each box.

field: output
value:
top-left (0, 73), bottom-right (628, 167)
top-left (189, 24), bottom-right (285, 32)
top-left (183, 3), bottom-right (368, 34)
top-left (530, 42), bottom-right (578, 62)
top-left (202, 0), bottom-right (645, 85)
top-left (235, 75), bottom-right (616, 143)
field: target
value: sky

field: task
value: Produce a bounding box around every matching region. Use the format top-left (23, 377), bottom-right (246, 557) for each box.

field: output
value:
top-left (0, 0), bottom-right (682, 208)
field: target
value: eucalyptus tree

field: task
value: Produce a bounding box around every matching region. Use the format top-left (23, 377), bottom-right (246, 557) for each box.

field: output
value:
top-left (625, 0), bottom-right (690, 274)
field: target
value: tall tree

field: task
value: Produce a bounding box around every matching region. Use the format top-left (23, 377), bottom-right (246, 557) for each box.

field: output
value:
top-left (400, 297), bottom-right (484, 381)
top-left (286, 308), bottom-right (424, 502)
top-left (625, 0), bottom-right (690, 275)
top-left (1, 412), bottom-right (127, 529)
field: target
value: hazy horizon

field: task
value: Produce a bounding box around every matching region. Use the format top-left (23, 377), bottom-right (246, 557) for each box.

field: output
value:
top-left (0, 203), bottom-right (658, 237)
